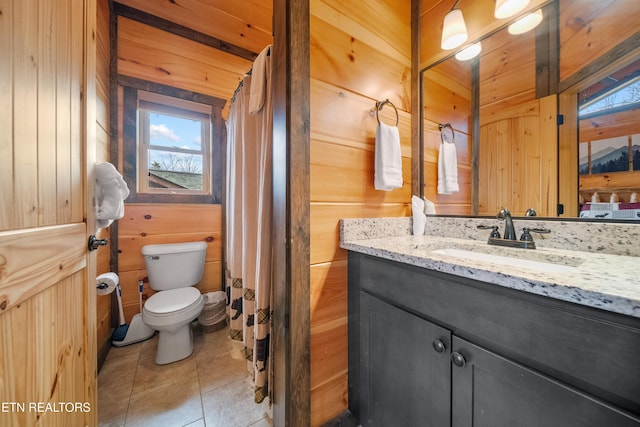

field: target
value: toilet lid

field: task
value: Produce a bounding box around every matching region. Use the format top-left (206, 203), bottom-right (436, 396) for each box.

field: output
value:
top-left (145, 287), bottom-right (202, 314)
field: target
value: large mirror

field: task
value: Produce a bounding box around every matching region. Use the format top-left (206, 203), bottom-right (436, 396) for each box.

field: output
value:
top-left (420, 0), bottom-right (640, 220)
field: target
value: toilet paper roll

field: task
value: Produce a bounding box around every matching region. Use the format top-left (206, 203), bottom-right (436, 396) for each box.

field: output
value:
top-left (96, 272), bottom-right (119, 296)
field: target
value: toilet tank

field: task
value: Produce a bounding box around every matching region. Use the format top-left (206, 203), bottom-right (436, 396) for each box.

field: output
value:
top-left (142, 242), bottom-right (207, 291)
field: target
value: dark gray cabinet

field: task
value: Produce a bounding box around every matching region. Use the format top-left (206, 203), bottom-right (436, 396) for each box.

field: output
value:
top-left (359, 292), bottom-right (450, 426)
top-left (451, 337), bottom-right (640, 427)
top-left (348, 252), bottom-right (640, 427)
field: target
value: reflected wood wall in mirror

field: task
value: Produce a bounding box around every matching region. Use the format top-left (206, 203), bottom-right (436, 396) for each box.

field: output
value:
top-left (418, 0), bottom-right (640, 220)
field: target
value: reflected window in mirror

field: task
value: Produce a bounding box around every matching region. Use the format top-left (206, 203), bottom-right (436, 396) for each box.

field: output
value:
top-left (577, 60), bottom-right (640, 218)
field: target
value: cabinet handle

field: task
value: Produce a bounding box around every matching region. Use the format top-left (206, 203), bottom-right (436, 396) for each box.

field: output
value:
top-left (451, 352), bottom-right (466, 368)
top-left (432, 339), bottom-right (446, 353)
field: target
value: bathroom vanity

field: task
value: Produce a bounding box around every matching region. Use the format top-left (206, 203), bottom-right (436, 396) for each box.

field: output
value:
top-left (342, 218), bottom-right (640, 426)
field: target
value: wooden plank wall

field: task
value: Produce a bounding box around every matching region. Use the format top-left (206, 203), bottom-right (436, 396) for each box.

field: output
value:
top-left (117, 205), bottom-right (222, 321)
top-left (96, 0), bottom-right (113, 362)
top-left (116, 0), bottom-right (273, 56)
top-left (0, 0), bottom-right (96, 425)
top-left (559, 0), bottom-right (640, 82)
top-left (309, 0), bottom-right (412, 424)
top-left (116, 14), bottom-right (253, 118)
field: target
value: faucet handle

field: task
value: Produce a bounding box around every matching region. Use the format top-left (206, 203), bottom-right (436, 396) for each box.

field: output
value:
top-left (529, 228), bottom-right (551, 234)
top-left (520, 227), bottom-right (551, 242)
top-left (477, 225), bottom-right (500, 239)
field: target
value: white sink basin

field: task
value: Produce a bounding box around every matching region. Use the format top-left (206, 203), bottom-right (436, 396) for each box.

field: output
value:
top-left (431, 248), bottom-right (578, 274)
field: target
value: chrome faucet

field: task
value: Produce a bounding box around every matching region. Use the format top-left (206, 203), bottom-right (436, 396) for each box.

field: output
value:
top-left (478, 208), bottom-right (550, 249)
top-left (497, 208), bottom-right (516, 240)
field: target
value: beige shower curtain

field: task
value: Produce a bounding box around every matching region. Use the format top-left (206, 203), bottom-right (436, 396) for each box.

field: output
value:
top-left (225, 46), bottom-right (273, 404)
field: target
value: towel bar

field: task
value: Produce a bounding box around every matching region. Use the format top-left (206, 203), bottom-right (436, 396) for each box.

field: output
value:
top-left (439, 123), bottom-right (455, 144)
top-left (375, 99), bottom-right (399, 126)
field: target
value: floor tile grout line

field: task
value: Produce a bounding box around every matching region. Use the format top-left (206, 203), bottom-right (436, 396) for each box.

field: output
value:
top-left (196, 347), bottom-right (207, 427)
top-left (122, 342), bottom-right (145, 427)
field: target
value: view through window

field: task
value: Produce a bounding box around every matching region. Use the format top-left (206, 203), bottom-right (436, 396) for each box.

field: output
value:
top-left (138, 91), bottom-right (212, 195)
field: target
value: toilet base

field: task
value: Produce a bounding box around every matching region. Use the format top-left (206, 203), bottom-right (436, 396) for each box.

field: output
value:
top-left (155, 323), bottom-right (195, 364)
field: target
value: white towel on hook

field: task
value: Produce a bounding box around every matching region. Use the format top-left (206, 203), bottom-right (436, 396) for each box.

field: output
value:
top-left (249, 45), bottom-right (272, 114)
top-left (374, 122), bottom-right (403, 191)
top-left (437, 141), bottom-right (459, 194)
top-left (95, 162), bottom-right (130, 229)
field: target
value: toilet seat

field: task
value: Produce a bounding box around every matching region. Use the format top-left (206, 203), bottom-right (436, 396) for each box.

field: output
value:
top-left (145, 287), bottom-right (202, 316)
top-left (143, 287), bottom-right (204, 333)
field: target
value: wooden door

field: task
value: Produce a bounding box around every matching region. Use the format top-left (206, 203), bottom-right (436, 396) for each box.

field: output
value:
top-left (0, 0), bottom-right (98, 426)
top-left (358, 292), bottom-right (451, 427)
top-left (451, 336), bottom-right (640, 427)
top-left (478, 95), bottom-right (558, 216)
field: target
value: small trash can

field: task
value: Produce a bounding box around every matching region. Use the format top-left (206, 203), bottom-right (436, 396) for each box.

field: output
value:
top-left (198, 291), bottom-right (227, 332)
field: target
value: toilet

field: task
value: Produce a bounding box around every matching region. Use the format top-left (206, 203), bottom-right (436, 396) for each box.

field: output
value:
top-left (141, 241), bottom-right (207, 364)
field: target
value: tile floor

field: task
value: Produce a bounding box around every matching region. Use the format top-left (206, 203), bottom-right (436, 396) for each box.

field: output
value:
top-left (98, 325), bottom-right (272, 427)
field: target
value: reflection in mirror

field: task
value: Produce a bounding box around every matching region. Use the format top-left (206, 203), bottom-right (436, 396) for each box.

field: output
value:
top-left (419, 0), bottom-right (640, 221)
top-left (578, 59), bottom-right (640, 220)
top-left (422, 49), bottom-right (473, 215)
top-left (422, 12), bottom-right (555, 217)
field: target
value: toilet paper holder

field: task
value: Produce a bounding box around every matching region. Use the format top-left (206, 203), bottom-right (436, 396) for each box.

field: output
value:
top-left (88, 235), bottom-right (108, 251)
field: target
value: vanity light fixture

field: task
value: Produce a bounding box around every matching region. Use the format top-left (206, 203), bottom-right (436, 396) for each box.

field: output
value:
top-left (441, 1), bottom-right (468, 50)
top-left (494, 0), bottom-right (530, 19)
top-left (455, 42), bottom-right (482, 61)
top-left (508, 9), bottom-right (543, 34)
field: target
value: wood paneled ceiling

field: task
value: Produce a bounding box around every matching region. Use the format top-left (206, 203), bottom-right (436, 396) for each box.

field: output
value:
top-left (115, 0), bottom-right (273, 110)
top-left (117, 0), bottom-right (273, 55)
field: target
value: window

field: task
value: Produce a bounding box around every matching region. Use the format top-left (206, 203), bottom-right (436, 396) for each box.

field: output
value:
top-left (137, 91), bottom-right (212, 195)
top-left (579, 76), bottom-right (640, 118)
top-left (119, 78), bottom-right (225, 204)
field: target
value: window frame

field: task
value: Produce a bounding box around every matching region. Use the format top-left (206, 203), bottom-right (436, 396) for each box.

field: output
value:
top-left (119, 77), bottom-right (226, 204)
top-left (137, 91), bottom-right (212, 196)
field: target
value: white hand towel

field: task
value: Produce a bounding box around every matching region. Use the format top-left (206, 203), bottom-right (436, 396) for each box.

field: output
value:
top-left (248, 45), bottom-right (272, 115)
top-left (437, 141), bottom-right (459, 194)
top-left (95, 162), bottom-right (130, 229)
top-left (374, 122), bottom-right (403, 191)
top-left (412, 196), bottom-right (427, 236)
top-left (423, 197), bottom-right (437, 215)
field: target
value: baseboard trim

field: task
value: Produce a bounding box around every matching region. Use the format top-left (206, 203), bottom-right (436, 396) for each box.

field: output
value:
top-left (97, 333), bottom-right (112, 373)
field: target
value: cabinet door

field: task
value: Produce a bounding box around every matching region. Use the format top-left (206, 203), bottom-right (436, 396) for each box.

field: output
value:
top-left (359, 292), bottom-right (451, 426)
top-left (451, 336), bottom-right (640, 427)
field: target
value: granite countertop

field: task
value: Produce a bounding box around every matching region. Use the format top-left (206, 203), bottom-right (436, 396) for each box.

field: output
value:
top-left (341, 231), bottom-right (640, 319)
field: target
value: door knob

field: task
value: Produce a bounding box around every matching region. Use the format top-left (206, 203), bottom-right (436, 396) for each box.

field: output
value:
top-left (451, 352), bottom-right (466, 368)
top-left (88, 235), bottom-right (108, 251)
top-left (432, 339), bottom-right (446, 353)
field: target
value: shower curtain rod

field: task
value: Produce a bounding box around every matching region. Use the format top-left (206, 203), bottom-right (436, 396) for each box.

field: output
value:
top-left (230, 68), bottom-right (252, 105)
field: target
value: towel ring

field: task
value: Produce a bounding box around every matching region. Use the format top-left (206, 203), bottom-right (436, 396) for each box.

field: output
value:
top-left (375, 99), bottom-right (399, 126)
top-left (439, 123), bottom-right (455, 144)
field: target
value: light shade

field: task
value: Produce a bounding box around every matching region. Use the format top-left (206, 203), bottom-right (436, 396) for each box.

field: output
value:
top-left (455, 42), bottom-right (482, 61)
top-left (441, 9), bottom-right (468, 50)
top-left (508, 9), bottom-right (543, 34)
top-left (494, 0), bottom-right (530, 19)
